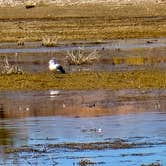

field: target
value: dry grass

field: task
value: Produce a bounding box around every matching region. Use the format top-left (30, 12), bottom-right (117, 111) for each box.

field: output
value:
top-left (66, 48), bottom-right (100, 65)
top-left (0, 70), bottom-right (165, 90)
top-left (0, 3), bottom-right (165, 42)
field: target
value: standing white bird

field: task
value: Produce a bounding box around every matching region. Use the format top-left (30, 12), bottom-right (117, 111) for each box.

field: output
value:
top-left (48, 58), bottom-right (66, 74)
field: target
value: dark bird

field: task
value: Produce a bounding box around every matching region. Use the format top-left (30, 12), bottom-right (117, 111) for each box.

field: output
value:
top-left (48, 58), bottom-right (65, 74)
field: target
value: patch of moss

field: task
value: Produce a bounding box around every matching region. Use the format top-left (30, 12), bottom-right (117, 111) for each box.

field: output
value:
top-left (0, 70), bottom-right (165, 90)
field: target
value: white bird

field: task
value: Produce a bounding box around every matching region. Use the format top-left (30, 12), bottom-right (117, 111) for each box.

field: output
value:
top-left (48, 58), bottom-right (65, 74)
top-left (49, 90), bottom-right (60, 98)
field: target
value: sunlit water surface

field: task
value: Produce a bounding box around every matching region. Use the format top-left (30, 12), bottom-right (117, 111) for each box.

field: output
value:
top-left (0, 38), bottom-right (166, 165)
top-left (0, 89), bottom-right (166, 166)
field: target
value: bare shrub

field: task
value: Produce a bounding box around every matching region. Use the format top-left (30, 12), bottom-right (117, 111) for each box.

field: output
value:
top-left (66, 47), bottom-right (100, 65)
top-left (42, 36), bottom-right (59, 47)
top-left (0, 56), bottom-right (24, 74)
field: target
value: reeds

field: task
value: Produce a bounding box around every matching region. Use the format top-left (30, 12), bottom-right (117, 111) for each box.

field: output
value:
top-left (66, 47), bottom-right (100, 65)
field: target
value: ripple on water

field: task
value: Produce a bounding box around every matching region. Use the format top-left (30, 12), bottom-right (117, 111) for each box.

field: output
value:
top-left (0, 89), bottom-right (166, 165)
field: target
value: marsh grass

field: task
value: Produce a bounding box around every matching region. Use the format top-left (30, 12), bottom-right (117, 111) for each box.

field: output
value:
top-left (66, 48), bottom-right (100, 65)
top-left (0, 70), bottom-right (165, 90)
top-left (0, 3), bottom-right (165, 42)
top-left (0, 56), bottom-right (24, 75)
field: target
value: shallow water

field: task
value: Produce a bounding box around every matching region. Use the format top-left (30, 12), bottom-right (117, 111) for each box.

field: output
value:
top-left (0, 38), bottom-right (165, 53)
top-left (0, 38), bottom-right (166, 73)
top-left (0, 89), bottom-right (166, 166)
top-left (0, 38), bottom-right (166, 165)
top-left (1, 112), bottom-right (166, 166)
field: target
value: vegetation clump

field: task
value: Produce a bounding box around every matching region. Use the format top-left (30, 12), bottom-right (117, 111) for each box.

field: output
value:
top-left (17, 39), bottom-right (25, 46)
top-left (0, 56), bottom-right (24, 75)
top-left (66, 48), bottom-right (100, 65)
top-left (78, 159), bottom-right (96, 166)
top-left (42, 36), bottom-right (59, 47)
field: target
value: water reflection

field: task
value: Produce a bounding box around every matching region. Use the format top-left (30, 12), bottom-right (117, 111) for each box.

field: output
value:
top-left (0, 105), bottom-right (13, 146)
top-left (0, 128), bottom-right (13, 146)
top-left (0, 89), bottom-right (165, 147)
top-left (0, 89), bottom-right (165, 118)
top-left (0, 89), bottom-right (166, 165)
top-left (1, 112), bottom-right (166, 165)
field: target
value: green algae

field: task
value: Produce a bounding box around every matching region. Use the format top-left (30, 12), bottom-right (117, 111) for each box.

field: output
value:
top-left (0, 70), bottom-right (165, 90)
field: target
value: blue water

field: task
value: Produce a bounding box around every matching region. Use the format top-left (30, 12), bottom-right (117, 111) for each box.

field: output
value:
top-left (0, 112), bottom-right (166, 166)
top-left (0, 89), bottom-right (166, 165)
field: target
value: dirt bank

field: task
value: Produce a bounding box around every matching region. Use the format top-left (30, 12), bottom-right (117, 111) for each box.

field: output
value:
top-left (0, 0), bottom-right (165, 7)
